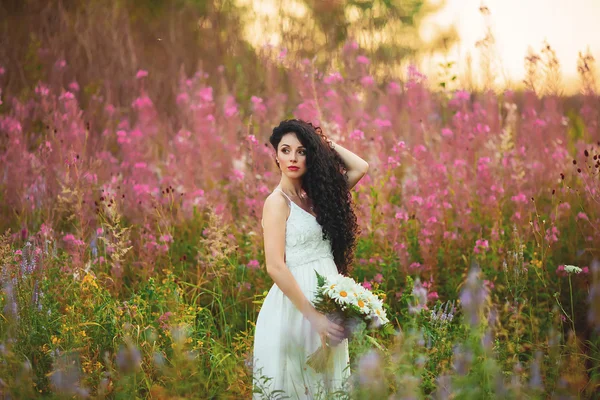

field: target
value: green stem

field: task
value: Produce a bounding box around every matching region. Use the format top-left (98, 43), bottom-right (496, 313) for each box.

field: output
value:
top-left (569, 275), bottom-right (576, 336)
top-left (554, 295), bottom-right (574, 326)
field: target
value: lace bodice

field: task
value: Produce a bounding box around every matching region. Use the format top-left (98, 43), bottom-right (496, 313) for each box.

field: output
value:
top-left (273, 188), bottom-right (334, 269)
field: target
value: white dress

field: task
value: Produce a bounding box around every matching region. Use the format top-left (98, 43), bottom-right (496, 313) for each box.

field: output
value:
top-left (252, 188), bottom-right (351, 399)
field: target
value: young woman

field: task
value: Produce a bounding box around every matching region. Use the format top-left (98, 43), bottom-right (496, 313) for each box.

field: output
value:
top-left (252, 119), bottom-right (369, 399)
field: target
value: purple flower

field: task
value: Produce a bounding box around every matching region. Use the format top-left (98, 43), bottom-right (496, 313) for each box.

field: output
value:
top-left (528, 351), bottom-right (543, 391)
top-left (356, 350), bottom-right (384, 391)
top-left (409, 278), bottom-right (428, 314)
top-left (50, 353), bottom-right (89, 397)
top-left (459, 266), bottom-right (489, 327)
top-left (116, 343), bottom-right (142, 374)
top-left (452, 345), bottom-right (473, 375)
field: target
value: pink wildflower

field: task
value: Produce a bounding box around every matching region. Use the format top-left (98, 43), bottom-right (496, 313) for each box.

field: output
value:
top-left (68, 81), bottom-right (80, 92)
top-left (409, 196), bottom-right (423, 206)
top-left (393, 141), bottom-right (406, 152)
top-left (360, 75), bottom-right (375, 87)
top-left (251, 96), bottom-right (267, 114)
top-left (374, 118), bottom-right (391, 128)
top-left (387, 81), bottom-right (401, 94)
top-left (324, 72), bottom-right (343, 84)
top-left (454, 90), bottom-right (470, 100)
top-left (60, 91), bottom-right (75, 101)
top-left (582, 267), bottom-right (589, 274)
top-left (577, 212), bottom-right (589, 221)
top-left (247, 259), bottom-right (260, 269)
top-left (176, 93), bottom-right (190, 105)
top-left (158, 311), bottom-right (172, 322)
top-left (356, 55), bottom-right (370, 65)
top-left (346, 40), bottom-right (359, 50)
top-left (484, 280), bottom-right (495, 290)
top-left (349, 129), bottom-right (365, 140)
top-left (409, 262), bottom-right (421, 270)
top-left (511, 193), bottom-right (528, 204)
top-left (159, 234), bottom-right (173, 243)
top-left (136, 70), bottom-right (148, 79)
top-left (258, 185), bottom-right (270, 194)
top-left (428, 291), bottom-right (439, 301)
top-left (232, 170), bottom-right (245, 181)
top-left (474, 239), bottom-right (489, 254)
top-left (395, 211), bottom-right (408, 221)
top-left (198, 87), bottom-right (213, 102)
top-left (224, 95), bottom-right (238, 117)
top-left (545, 226), bottom-right (559, 244)
top-left (247, 135), bottom-right (258, 145)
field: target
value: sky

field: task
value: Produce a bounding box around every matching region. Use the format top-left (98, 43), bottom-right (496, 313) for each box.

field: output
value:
top-left (239, 0), bottom-right (600, 93)
top-left (422, 0), bottom-right (600, 92)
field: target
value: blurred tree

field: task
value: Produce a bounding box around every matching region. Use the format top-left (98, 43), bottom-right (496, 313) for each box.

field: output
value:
top-left (0, 0), bottom-right (259, 114)
top-left (0, 0), bottom-right (456, 117)
top-left (241, 0), bottom-right (458, 76)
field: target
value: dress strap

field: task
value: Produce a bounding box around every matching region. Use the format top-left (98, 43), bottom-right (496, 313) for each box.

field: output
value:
top-left (274, 187), bottom-right (293, 204)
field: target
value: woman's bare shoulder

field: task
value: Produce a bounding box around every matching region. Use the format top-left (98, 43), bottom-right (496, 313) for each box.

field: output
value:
top-left (263, 191), bottom-right (289, 214)
top-left (261, 192), bottom-right (292, 229)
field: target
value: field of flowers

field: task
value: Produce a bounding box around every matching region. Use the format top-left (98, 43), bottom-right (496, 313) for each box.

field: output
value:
top-left (0, 42), bottom-right (599, 399)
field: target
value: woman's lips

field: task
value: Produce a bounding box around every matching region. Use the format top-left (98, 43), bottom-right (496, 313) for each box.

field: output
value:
top-left (288, 166), bottom-right (299, 171)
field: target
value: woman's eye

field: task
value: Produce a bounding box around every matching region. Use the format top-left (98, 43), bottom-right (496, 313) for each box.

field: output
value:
top-left (299, 150), bottom-right (306, 155)
top-left (282, 148), bottom-right (289, 153)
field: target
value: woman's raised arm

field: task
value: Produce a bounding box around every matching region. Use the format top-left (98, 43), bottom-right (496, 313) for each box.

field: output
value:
top-left (328, 141), bottom-right (369, 190)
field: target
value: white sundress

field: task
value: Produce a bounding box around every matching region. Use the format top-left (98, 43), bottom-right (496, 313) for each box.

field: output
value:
top-left (252, 188), bottom-right (351, 399)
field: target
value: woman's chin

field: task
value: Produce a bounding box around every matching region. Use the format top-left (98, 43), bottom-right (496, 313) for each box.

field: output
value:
top-left (284, 171), bottom-right (305, 178)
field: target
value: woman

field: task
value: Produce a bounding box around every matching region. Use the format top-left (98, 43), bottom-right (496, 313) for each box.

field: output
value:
top-left (252, 119), bottom-right (369, 399)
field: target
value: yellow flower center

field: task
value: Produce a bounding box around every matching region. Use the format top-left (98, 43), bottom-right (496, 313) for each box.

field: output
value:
top-left (330, 284), bottom-right (336, 289)
top-left (358, 300), bottom-right (365, 308)
top-left (340, 291), bottom-right (347, 297)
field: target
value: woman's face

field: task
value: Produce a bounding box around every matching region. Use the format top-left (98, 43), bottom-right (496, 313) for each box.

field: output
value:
top-left (277, 132), bottom-right (307, 178)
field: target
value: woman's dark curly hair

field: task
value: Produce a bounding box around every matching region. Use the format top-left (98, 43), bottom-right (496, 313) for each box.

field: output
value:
top-left (270, 119), bottom-right (360, 275)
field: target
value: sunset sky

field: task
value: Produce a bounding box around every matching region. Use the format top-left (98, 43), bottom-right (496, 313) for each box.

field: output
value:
top-left (240, 0), bottom-right (600, 93)
top-left (423, 0), bottom-right (600, 92)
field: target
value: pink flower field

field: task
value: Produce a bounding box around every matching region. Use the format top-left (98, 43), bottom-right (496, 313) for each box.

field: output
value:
top-left (0, 26), bottom-right (599, 399)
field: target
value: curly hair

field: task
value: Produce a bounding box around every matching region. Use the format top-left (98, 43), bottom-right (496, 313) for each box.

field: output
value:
top-left (270, 119), bottom-right (360, 275)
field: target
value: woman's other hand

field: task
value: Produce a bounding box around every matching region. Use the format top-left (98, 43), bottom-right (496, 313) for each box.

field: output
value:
top-left (307, 309), bottom-right (345, 347)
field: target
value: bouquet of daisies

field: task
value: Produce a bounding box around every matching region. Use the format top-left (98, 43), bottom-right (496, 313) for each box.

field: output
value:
top-left (307, 271), bottom-right (392, 373)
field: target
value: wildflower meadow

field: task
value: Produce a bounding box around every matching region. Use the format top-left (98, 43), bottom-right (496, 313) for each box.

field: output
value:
top-left (1, 10), bottom-right (600, 399)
